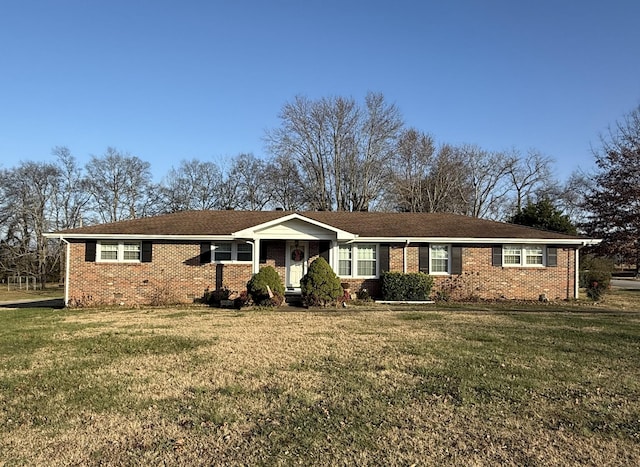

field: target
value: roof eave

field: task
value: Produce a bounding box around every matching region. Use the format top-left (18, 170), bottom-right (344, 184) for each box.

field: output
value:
top-left (351, 237), bottom-right (601, 246)
top-left (43, 233), bottom-right (237, 241)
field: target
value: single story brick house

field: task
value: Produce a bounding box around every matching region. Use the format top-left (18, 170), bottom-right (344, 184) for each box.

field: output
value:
top-left (45, 210), bottom-right (600, 307)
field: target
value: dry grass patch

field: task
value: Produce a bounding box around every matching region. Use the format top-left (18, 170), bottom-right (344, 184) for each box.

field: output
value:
top-left (1, 306), bottom-right (639, 465)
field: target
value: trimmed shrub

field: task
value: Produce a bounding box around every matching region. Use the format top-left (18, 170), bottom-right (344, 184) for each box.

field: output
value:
top-left (203, 287), bottom-right (232, 307)
top-left (579, 254), bottom-right (613, 300)
top-left (584, 269), bottom-right (611, 300)
top-left (382, 271), bottom-right (433, 301)
top-left (300, 257), bottom-right (343, 307)
top-left (247, 266), bottom-right (285, 306)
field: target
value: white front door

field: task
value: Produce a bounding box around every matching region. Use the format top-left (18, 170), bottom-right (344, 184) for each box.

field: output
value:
top-left (286, 241), bottom-right (308, 290)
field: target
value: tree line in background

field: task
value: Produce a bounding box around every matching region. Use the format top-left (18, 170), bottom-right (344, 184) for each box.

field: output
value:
top-left (1, 92), bottom-right (638, 285)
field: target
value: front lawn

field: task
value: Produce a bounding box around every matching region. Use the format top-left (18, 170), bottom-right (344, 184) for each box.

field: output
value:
top-left (1, 303), bottom-right (639, 465)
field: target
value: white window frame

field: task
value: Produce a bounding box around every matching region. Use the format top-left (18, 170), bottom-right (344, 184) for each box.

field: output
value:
top-left (338, 244), bottom-right (378, 278)
top-left (97, 241), bottom-right (141, 263)
top-left (430, 244), bottom-right (450, 275)
top-left (212, 242), bottom-right (253, 263)
top-left (503, 244), bottom-right (545, 267)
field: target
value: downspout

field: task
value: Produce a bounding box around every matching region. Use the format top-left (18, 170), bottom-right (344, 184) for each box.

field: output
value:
top-left (60, 237), bottom-right (70, 306)
top-left (403, 239), bottom-right (411, 273)
top-left (575, 243), bottom-right (583, 300)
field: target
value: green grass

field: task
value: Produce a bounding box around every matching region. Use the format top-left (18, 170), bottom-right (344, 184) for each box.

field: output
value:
top-left (0, 285), bottom-right (64, 302)
top-left (1, 301), bottom-right (639, 465)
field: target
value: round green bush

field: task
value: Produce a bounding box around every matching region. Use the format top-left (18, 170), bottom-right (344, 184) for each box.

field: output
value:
top-left (300, 257), bottom-right (343, 307)
top-left (247, 266), bottom-right (285, 306)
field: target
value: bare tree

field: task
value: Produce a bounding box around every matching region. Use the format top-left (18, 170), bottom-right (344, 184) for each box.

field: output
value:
top-left (455, 145), bottom-right (513, 218)
top-left (85, 147), bottom-right (154, 222)
top-left (231, 153), bottom-right (272, 210)
top-left (265, 92), bottom-right (402, 211)
top-left (263, 154), bottom-right (307, 210)
top-left (389, 128), bottom-right (436, 212)
top-left (349, 92), bottom-right (403, 211)
top-left (51, 146), bottom-right (91, 228)
top-left (0, 161), bottom-right (61, 286)
top-left (504, 149), bottom-right (554, 215)
top-left (557, 170), bottom-right (594, 226)
top-left (159, 159), bottom-right (223, 212)
top-left (421, 144), bottom-right (469, 213)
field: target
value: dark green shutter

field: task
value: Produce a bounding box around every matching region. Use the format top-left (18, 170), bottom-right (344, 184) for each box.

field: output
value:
top-left (547, 247), bottom-right (558, 267)
top-left (141, 241), bottom-right (153, 263)
top-left (200, 242), bottom-right (211, 264)
top-left (419, 244), bottom-right (430, 273)
top-left (85, 240), bottom-right (97, 262)
top-left (451, 246), bottom-right (462, 275)
top-left (492, 246), bottom-right (502, 267)
top-left (259, 240), bottom-right (268, 263)
top-left (379, 244), bottom-right (390, 273)
top-left (319, 240), bottom-right (331, 263)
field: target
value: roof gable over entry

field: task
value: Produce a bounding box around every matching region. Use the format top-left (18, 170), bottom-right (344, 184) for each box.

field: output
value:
top-left (234, 213), bottom-right (357, 241)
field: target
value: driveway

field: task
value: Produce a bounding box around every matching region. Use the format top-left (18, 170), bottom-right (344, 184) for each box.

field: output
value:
top-left (611, 279), bottom-right (640, 290)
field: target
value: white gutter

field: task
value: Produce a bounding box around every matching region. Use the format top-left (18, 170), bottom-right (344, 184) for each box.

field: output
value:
top-left (349, 237), bottom-right (601, 246)
top-left (43, 233), bottom-right (235, 241)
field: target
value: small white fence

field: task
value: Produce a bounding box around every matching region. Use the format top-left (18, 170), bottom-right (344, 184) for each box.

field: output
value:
top-left (6, 276), bottom-right (41, 291)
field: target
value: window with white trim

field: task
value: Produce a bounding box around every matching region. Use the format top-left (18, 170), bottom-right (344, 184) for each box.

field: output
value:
top-left (503, 245), bottom-right (544, 267)
top-left (98, 241), bottom-right (141, 262)
top-left (430, 244), bottom-right (450, 274)
top-left (338, 244), bottom-right (377, 277)
top-left (357, 244), bottom-right (377, 276)
top-left (338, 245), bottom-right (352, 276)
top-left (212, 242), bottom-right (253, 262)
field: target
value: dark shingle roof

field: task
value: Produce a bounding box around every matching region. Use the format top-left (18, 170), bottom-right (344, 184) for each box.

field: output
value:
top-left (53, 210), bottom-right (585, 241)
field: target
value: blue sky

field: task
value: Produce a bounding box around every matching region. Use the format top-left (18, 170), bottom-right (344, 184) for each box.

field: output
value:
top-left (1, 0), bottom-right (638, 182)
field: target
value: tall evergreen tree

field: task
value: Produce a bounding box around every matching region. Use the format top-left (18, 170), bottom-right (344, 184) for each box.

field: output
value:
top-left (508, 198), bottom-right (577, 235)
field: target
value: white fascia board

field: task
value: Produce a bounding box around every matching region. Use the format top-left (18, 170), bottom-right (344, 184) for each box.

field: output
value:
top-left (233, 213), bottom-right (357, 241)
top-left (43, 233), bottom-right (235, 241)
top-left (346, 237), bottom-right (601, 246)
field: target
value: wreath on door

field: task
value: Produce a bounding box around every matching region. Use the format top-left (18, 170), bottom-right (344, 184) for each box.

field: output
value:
top-left (291, 248), bottom-right (304, 261)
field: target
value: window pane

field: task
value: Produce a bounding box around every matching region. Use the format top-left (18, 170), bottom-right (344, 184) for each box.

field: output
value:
top-left (525, 246), bottom-right (544, 265)
top-left (100, 243), bottom-right (118, 260)
top-left (237, 243), bottom-right (252, 262)
top-left (430, 245), bottom-right (449, 272)
top-left (357, 245), bottom-right (376, 261)
top-left (123, 243), bottom-right (141, 261)
top-left (357, 245), bottom-right (376, 276)
top-left (503, 245), bottom-right (521, 265)
top-left (357, 260), bottom-right (376, 276)
top-left (338, 246), bottom-right (351, 276)
top-left (214, 243), bottom-right (232, 261)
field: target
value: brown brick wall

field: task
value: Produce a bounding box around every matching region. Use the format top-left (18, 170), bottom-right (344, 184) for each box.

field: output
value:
top-left (68, 240), bottom-right (254, 306)
top-left (66, 240), bottom-right (576, 306)
top-left (404, 245), bottom-right (575, 301)
top-left (262, 240), bottom-right (286, 285)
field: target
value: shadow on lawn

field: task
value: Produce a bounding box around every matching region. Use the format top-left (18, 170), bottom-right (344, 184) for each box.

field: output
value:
top-left (0, 298), bottom-right (65, 309)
